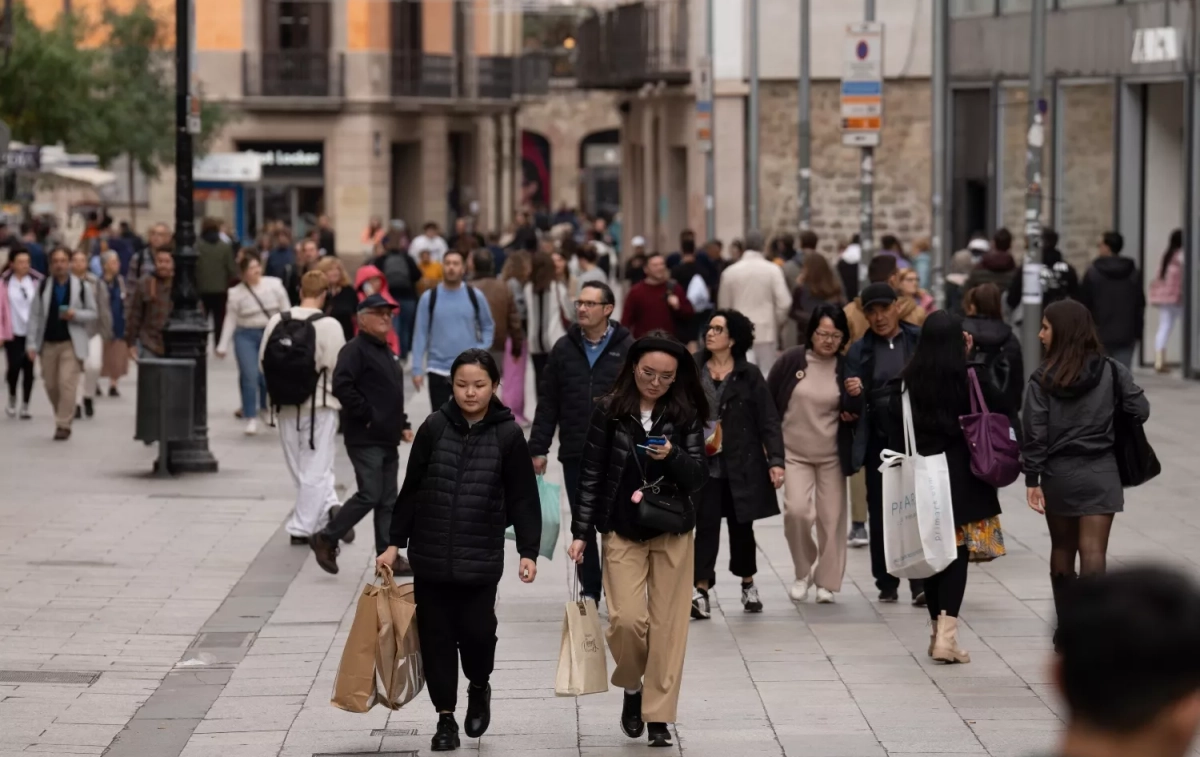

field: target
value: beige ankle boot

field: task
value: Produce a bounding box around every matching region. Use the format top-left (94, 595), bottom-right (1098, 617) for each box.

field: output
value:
top-left (1156, 350), bottom-right (1168, 373)
top-left (931, 611), bottom-right (970, 664)
top-left (927, 620), bottom-right (936, 657)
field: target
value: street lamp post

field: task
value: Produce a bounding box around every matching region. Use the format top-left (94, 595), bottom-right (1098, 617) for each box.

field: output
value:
top-left (164, 0), bottom-right (217, 473)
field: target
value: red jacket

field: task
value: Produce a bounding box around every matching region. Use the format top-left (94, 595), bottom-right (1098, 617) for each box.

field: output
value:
top-left (621, 279), bottom-right (693, 339)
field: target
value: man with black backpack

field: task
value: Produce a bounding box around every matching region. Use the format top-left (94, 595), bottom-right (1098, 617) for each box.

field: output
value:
top-left (260, 271), bottom-right (347, 545)
top-left (309, 293), bottom-right (415, 575)
top-left (410, 249), bottom-right (495, 411)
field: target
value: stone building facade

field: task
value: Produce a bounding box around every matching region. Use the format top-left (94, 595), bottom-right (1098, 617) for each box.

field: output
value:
top-left (518, 89), bottom-right (622, 213)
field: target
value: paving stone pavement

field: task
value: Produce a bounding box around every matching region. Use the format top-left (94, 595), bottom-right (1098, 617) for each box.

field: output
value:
top-left (1, 357), bottom-right (1198, 757)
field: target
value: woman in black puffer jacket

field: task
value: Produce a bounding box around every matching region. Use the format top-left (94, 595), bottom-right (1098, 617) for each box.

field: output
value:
top-left (567, 332), bottom-right (707, 749)
top-left (377, 349), bottom-right (541, 753)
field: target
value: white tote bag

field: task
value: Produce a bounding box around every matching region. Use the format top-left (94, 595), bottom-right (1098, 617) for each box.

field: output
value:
top-left (878, 386), bottom-right (958, 579)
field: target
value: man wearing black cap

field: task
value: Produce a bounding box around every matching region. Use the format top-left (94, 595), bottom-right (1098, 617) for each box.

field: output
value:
top-left (309, 293), bottom-right (415, 574)
top-left (844, 283), bottom-right (924, 605)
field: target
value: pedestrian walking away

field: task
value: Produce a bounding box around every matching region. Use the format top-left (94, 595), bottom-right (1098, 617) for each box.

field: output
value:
top-left (524, 250), bottom-right (572, 386)
top-left (374, 233), bottom-right (422, 357)
top-left (767, 304), bottom-right (855, 605)
top-left (962, 228), bottom-right (1018, 301)
top-left (529, 281), bottom-right (633, 602)
top-left (1047, 566), bottom-right (1200, 757)
top-left (568, 332), bottom-right (708, 748)
top-left (789, 251), bottom-right (846, 346)
top-left (1022, 300), bottom-right (1149, 634)
top-left (1004, 226), bottom-right (1078, 316)
top-left (621, 253), bottom-right (694, 340)
top-left (1079, 231), bottom-right (1145, 370)
top-left (715, 231), bottom-right (790, 374)
top-left (844, 283), bottom-right (925, 605)
top-left (411, 250), bottom-right (495, 412)
top-left (310, 294), bottom-right (415, 573)
top-left (376, 349), bottom-right (541, 753)
top-left (468, 248), bottom-right (524, 377)
top-left (500, 250), bottom-right (533, 423)
top-left (97, 251), bottom-right (129, 397)
top-left (261, 270), bottom-right (349, 545)
top-left (885, 311), bottom-right (1015, 664)
top-left (69, 249), bottom-right (110, 420)
top-left (1149, 228), bottom-right (1184, 373)
top-left (691, 309), bottom-right (784, 619)
top-left (195, 217), bottom-right (239, 346)
top-left (962, 283), bottom-right (1024, 412)
top-left (24, 247), bottom-right (97, 440)
top-left (1, 247), bottom-right (43, 420)
top-left (124, 247), bottom-right (176, 360)
top-left (215, 253), bottom-right (290, 435)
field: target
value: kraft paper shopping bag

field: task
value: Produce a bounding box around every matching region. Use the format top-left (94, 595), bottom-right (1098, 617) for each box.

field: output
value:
top-left (554, 598), bottom-right (608, 697)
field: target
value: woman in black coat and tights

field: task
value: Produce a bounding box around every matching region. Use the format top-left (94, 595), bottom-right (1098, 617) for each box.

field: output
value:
top-left (377, 350), bottom-right (541, 753)
top-left (567, 332), bottom-right (708, 749)
top-left (885, 311), bottom-right (1016, 664)
top-left (691, 309), bottom-right (784, 619)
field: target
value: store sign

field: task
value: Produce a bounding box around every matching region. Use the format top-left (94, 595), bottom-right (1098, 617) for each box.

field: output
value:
top-left (841, 22), bottom-right (884, 148)
top-left (235, 141), bottom-right (324, 178)
top-left (194, 152), bottom-right (262, 183)
top-left (1131, 27), bottom-right (1179, 64)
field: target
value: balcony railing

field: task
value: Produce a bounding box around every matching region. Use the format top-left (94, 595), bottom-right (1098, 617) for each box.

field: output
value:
top-left (576, 0), bottom-right (689, 90)
top-left (243, 50), bottom-right (344, 98)
top-left (516, 52), bottom-right (554, 95)
top-left (477, 56), bottom-right (514, 99)
top-left (391, 52), bottom-right (454, 99)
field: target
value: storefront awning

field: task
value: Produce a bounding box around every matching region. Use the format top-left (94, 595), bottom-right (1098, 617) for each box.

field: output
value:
top-left (38, 165), bottom-right (117, 189)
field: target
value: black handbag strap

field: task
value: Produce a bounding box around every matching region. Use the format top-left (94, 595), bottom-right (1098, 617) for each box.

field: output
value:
top-left (1107, 357), bottom-right (1122, 408)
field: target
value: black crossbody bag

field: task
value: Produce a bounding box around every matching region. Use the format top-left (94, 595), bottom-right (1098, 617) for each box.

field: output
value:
top-left (629, 429), bottom-right (695, 534)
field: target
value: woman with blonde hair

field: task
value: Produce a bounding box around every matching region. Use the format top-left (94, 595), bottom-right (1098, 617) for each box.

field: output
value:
top-left (501, 250), bottom-right (533, 424)
top-left (316, 256), bottom-right (356, 342)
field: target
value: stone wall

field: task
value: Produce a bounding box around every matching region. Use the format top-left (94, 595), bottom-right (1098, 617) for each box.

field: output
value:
top-left (1058, 84), bottom-right (1115, 272)
top-left (757, 79), bottom-right (932, 257)
top-left (518, 88), bottom-right (622, 212)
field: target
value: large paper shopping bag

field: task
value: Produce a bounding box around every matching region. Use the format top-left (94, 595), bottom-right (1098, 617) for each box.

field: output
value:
top-left (554, 598), bottom-right (608, 697)
top-left (331, 580), bottom-right (384, 712)
top-left (378, 576), bottom-right (425, 709)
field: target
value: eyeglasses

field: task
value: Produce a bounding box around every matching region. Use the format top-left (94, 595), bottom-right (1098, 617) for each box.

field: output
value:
top-left (813, 330), bottom-right (843, 342)
top-left (706, 325), bottom-right (726, 335)
top-left (637, 368), bottom-right (675, 386)
top-left (574, 299), bottom-right (607, 309)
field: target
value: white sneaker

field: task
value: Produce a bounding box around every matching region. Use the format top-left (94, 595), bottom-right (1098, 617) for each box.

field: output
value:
top-left (815, 588), bottom-right (835, 604)
top-left (244, 418), bottom-right (259, 436)
top-left (4, 395), bottom-right (15, 417)
top-left (788, 578), bottom-right (811, 602)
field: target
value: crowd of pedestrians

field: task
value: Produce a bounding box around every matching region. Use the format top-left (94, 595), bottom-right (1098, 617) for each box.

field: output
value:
top-left (0, 208), bottom-right (1175, 752)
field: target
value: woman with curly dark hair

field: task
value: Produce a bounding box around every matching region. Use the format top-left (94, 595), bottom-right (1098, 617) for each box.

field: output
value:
top-left (690, 309), bottom-right (785, 619)
top-left (567, 332), bottom-right (708, 748)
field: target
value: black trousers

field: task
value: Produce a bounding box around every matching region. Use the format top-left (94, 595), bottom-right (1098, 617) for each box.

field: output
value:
top-left (200, 293), bottom-right (227, 348)
top-left (865, 436), bottom-right (924, 597)
top-left (428, 373), bottom-right (452, 414)
top-left (531, 353), bottom-right (549, 389)
top-left (562, 459), bottom-right (602, 599)
top-left (323, 444), bottom-right (398, 555)
top-left (413, 580), bottom-right (498, 713)
top-left (693, 476), bottom-right (757, 588)
top-left (4, 337), bottom-right (34, 403)
top-left (925, 545), bottom-right (969, 620)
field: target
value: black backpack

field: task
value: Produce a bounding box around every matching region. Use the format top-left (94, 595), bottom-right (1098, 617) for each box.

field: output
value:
top-left (383, 251), bottom-right (412, 294)
top-left (973, 347), bottom-right (1016, 407)
top-left (263, 312), bottom-right (330, 448)
top-left (427, 285), bottom-right (483, 343)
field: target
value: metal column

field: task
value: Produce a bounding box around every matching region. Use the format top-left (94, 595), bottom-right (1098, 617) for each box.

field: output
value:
top-left (704, 0), bottom-right (715, 241)
top-left (747, 0), bottom-right (760, 233)
top-left (859, 0), bottom-right (876, 281)
top-left (797, 0), bottom-right (811, 231)
top-left (931, 0), bottom-right (947, 308)
top-left (1020, 0), bottom-right (1048, 381)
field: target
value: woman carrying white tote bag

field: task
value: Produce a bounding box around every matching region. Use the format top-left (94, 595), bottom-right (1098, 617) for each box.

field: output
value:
top-left (878, 384), bottom-right (957, 579)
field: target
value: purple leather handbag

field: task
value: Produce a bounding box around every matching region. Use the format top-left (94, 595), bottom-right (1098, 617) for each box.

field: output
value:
top-left (958, 368), bottom-right (1021, 488)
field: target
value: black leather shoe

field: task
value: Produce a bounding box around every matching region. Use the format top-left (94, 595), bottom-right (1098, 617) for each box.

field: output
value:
top-left (83, 398), bottom-right (94, 418)
top-left (621, 690), bottom-right (645, 738)
top-left (464, 683), bottom-right (491, 738)
top-left (309, 532), bottom-right (339, 574)
top-left (289, 535), bottom-right (309, 546)
top-left (647, 722), bottom-right (673, 747)
top-left (328, 505), bottom-right (355, 544)
top-left (430, 713), bottom-right (460, 751)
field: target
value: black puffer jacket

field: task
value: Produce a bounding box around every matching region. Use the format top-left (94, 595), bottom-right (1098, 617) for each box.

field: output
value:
top-left (529, 321), bottom-right (634, 461)
top-left (390, 398), bottom-right (541, 585)
top-left (1080, 256), bottom-right (1146, 349)
top-left (573, 400), bottom-right (707, 540)
top-left (697, 356), bottom-right (785, 523)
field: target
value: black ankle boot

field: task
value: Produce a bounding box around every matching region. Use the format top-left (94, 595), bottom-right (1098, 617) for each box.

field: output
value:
top-left (430, 713), bottom-right (460, 751)
top-left (620, 689), bottom-right (645, 738)
top-left (647, 722), bottom-right (673, 747)
top-left (464, 683), bottom-right (491, 738)
top-left (1049, 572), bottom-right (1077, 650)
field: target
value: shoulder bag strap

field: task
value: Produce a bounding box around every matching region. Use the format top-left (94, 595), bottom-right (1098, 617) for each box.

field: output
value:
top-left (966, 367), bottom-right (988, 414)
top-left (900, 382), bottom-right (916, 457)
top-left (243, 282), bottom-right (271, 319)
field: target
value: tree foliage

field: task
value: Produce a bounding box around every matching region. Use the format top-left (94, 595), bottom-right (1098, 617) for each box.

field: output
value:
top-left (0, 0), bottom-right (229, 174)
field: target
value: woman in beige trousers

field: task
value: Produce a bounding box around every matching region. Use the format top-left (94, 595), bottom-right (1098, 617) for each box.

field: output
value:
top-left (766, 304), bottom-right (855, 604)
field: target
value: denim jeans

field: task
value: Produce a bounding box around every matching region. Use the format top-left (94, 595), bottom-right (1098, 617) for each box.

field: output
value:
top-left (233, 327), bottom-right (267, 419)
top-left (395, 297), bottom-right (418, 358)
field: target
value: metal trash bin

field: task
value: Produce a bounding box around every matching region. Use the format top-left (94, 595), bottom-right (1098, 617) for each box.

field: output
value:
top-left (135, 357), bottom-right (195, 476)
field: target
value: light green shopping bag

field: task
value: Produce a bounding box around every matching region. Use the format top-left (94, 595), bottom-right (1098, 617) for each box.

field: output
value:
top-left (505, 476), bottom-right (561, 560)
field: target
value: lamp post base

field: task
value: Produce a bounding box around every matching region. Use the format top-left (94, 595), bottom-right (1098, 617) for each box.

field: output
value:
top-left (164, 307), bottom-right (217, 475)
top-left (165, 439), bottom-right (219, 474)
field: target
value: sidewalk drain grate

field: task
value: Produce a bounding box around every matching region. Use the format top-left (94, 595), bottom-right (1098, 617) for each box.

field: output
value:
top-left (0, 670), bottom-right (101, 685)
top-left (27, 560), bottom-right (116, 568)
top-left (370, 729), bottom-right (419, 736)
top-left (193, 632), bottom-right (254, 648)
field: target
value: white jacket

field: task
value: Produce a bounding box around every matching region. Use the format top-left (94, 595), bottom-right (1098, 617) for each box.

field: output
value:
top-left (716, 250), bottom-right (792, 345)
top-left (524, 280), bottom-right (572, 355)
top-left (259, 306), bottom-right (347, 415)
